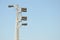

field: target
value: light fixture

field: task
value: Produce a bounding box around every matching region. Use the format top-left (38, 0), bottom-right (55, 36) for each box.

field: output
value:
top-left (8, 5), bottom-right (14, 8)
top-left (21, 8), bottom-right (27, 12)
top-left (21, 16), bottom-right (27, 21)
top-left (22, 23), bottom-right (27, 26)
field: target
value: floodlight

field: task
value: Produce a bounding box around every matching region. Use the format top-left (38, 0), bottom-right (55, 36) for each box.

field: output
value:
top-left (22, 23), bottom-right (27, 26)
top-left (8, 5), bottom-right (14, 8)
top-left (21, 16), bottom-right (27, 21)
top-left (21, 8), bottom-right (27, 12)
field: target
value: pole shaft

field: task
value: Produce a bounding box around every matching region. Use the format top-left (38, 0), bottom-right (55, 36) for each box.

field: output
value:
top-left (15, 5), bottom-right (22, 40)
top-left (16, 6), bottom-right (19, 40)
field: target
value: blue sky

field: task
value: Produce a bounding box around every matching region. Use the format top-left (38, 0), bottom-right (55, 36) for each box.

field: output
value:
top-left (0, 0), bottom-right (60, 40)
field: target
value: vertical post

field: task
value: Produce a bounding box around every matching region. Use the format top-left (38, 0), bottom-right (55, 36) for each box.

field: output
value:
top-left (16, 5), bottom-right (21, 40)
top-left (16, 5), bottom-right (19, 40)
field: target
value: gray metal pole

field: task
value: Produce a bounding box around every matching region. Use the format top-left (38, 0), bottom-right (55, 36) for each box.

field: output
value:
top-left (16, 5), bottom-right (21, 40)
top-left (8, 4), bottom-right (27, 40)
